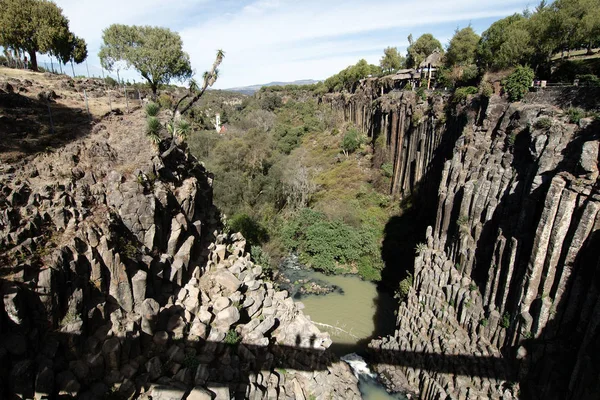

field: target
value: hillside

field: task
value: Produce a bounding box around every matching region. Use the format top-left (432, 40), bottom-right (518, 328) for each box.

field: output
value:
top-left (226, 79), bottom-right (321, 95)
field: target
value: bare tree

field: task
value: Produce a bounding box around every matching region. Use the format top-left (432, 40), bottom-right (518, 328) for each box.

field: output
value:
top-left (160, 49), bottom-right (225, 159)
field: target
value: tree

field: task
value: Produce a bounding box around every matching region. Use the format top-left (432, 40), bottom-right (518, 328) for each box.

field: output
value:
top-left (324, 59), bottom-right (381, 92)
top-left (406, 33), bottom-right (443, 68)
top-left (477, 14), bottom-right (533, 70)
top-left (0, 0), bottom-right (73, 71)
top-left (380, 47), bottom-right (405, 74)
top-left (503, 65), bottom-right (535, 101)
top-left (445, 27), bottom-right (480, 67)
top-left (99, 24), bottom-right (193, 95)
top-left (160, 49), bottom-right (224, 159)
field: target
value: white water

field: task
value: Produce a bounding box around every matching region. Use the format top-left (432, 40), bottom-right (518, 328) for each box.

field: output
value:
top-left (342, 353), bottom-right (408, 400)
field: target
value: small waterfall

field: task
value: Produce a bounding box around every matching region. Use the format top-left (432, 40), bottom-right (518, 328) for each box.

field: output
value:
top-left (342, 353), bottom-right (408, 400)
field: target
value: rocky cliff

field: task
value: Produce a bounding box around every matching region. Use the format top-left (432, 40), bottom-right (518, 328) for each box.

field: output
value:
top-left (0, 75), bottom-right (360, 400)
top-left (362, 90), bottom-right (599, 399)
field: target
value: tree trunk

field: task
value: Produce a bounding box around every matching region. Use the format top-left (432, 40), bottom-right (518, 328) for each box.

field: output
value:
top-left (28, 50), bottom-right (38, 71)
top-left (151, 82), bottom-right (158, 98)
top-left (587, 41), bottom-right (594, 55)
top-left (71, 61), bottom-right (75, 77)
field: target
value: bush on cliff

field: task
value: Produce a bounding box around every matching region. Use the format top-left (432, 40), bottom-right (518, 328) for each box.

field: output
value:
top-left (502, 65), bottom-right (534, 102)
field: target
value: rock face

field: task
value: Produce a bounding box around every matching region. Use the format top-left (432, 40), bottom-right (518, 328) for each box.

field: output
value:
top-left (0, 97), bottom-right (359, 398)
top-left (368, 93), bottom-right (600, 399)
top-left (323, 84), bottom-right (464, 201)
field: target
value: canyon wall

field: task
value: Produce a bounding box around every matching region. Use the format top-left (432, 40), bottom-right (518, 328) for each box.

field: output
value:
top-left (0, 79), bottom-right (359, 400)
top-left (323, 86), bottom-right (465, 203)
top-left (365, 90), bottom-right (599, 399)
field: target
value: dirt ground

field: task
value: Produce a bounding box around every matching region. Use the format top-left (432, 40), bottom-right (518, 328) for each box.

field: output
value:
top-left (0, 67), bottom-right (141, 163)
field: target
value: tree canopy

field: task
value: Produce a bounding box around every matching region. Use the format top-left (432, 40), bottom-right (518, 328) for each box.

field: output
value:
top-left (0, 0), bottom-right (84, 71)
top-left (406, 33), bottom-right (443, 68)
top-left (99, 24), bottom-right (193, 94)
top-left (445, 27), bottom-right (480, 67)
top-left (324, 59), bottom-right (381, 92)
top-left (380, 47), bottom-right (405, 74)
top-left (477, 14), bottom-right (533, 70)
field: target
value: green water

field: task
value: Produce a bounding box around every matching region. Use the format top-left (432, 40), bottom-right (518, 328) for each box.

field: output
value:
top-left (297, 271), bottom-right (405, 400)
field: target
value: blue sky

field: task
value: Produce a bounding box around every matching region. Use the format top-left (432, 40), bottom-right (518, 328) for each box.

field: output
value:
top-left (40, 0), bottom-right (534, 89)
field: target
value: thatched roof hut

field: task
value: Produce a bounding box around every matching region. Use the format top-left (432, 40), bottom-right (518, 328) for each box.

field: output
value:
top-left (419, 49), bottom-right (443, 69)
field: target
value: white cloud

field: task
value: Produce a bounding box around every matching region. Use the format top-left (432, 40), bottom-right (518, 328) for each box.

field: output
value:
top-left (45, 0), bottom-right (530, 87)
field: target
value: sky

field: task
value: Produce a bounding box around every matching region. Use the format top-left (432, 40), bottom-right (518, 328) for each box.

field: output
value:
top-left (37, 0), bottom-right (534, 89)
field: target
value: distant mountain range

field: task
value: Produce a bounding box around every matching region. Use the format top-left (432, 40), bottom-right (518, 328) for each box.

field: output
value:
top-left (226, 79), bottom-right (320, 95)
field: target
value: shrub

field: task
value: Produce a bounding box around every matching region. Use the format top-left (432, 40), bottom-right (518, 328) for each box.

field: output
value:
top-left (479, 81), bottom-right (494, 97)
top-left (501, 312), bottom-right (511, 328)
top-left (224, 329), bottom-right (241, 345)
top-left (251, 245), bottom-right (272, 275)
top-left (157, 93), bottom-right (173, 109)
top-left (404, 83), bottom-right (413, 91)
top-left (281, 208), bottom-right (380, 278)
top-left (534, 117), bottom-right (553, 130)
top-left (576, 74), bottom-right (600, 86)
top-left (502, 65), bottom-right (534, 102)
top-left (341, 127), bottom-right (364, 155)
top-left (381, 163), bottom-right (394, 178)
top-left (480, 318), bottom-right (489, 327)
top-left (146, 116), bottom-right (161, 135)
top-left (145, 102), bottom-right (160, 117)
top-left (469, 283), bottom-right (478, 291)
top-left (415, 242), bottom-right (427, 255)
top-left (104, 76), bottom-right (118, 87)
top-left (416, 86), bottom-right (427, 101)
top-left (566, 107), bottom-right (585, 124)
top-left (229, 213), bottom-right (269, 246)
top-left (396, 273), bottom-right (413, 302)
top-left (452, 86), bottom-right (478, 104)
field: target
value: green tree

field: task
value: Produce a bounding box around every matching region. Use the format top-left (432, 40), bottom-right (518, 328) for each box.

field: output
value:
top-left (99, 24), bottom-right (193, 95)
top-left (0, 0), bottom-right (73, 71)
top-left (445, 27), bottom-right (480, 67)
top-left (324, 59), bottom-right (381, 92)
top-left (503, 65), bottom-right (535, 101)
top-left (406, 33), bottom-right (443, 68)
top-left (579, 0), bottom-right (600, 53)
top-left (380, 47), bottom-right (405, 74)
top-left (477, 14), bottom-right (533, 70)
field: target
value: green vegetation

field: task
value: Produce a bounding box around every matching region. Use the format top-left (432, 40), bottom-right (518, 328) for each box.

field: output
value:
top-left (282, 209), bottom-right (381, 277)
top-left (501, 312), bottom-right (511, 328)
top-left (146, 117), bottom-right (161, 135)
top-left (341, 127), bottom-right (365, 155)
top-left (0, 0), bottom-right (88, 71)
top-left (224, 329), bottom-right (241, 345)
top-left (406, 33), bottom-right (443, 68)
top-left (145, 102), bottom-right (160, 117)
top-left (324, 59), bottom-right (381, 92)
top-left (396, 273), bottom-right (413, 302)
top-left (452, 86), bottom-right (478, 104)
top-left (503, 66), bottom-right (535, 102)
top-left (566, 107), bottom-right (586, 123)
top-left (186, 88), bottom-right (397, 281)
top-left (379, 46), bottom-right (405, 74)
top-left (99, 24), bottom-right (192, 95)
top-left (480, 318), bottom-right (489, 327)
top-left (445, 27), bottom-right (480, 68)
top-left (534, 117), bottom-right (554, 129)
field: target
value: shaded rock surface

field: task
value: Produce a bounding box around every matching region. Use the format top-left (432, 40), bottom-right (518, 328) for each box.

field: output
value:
top-left (367, 93), bottom-right (599, 399)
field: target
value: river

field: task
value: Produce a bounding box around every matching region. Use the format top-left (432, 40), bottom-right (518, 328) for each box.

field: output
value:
top-left (283, 266), bottom-right (407, 400)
